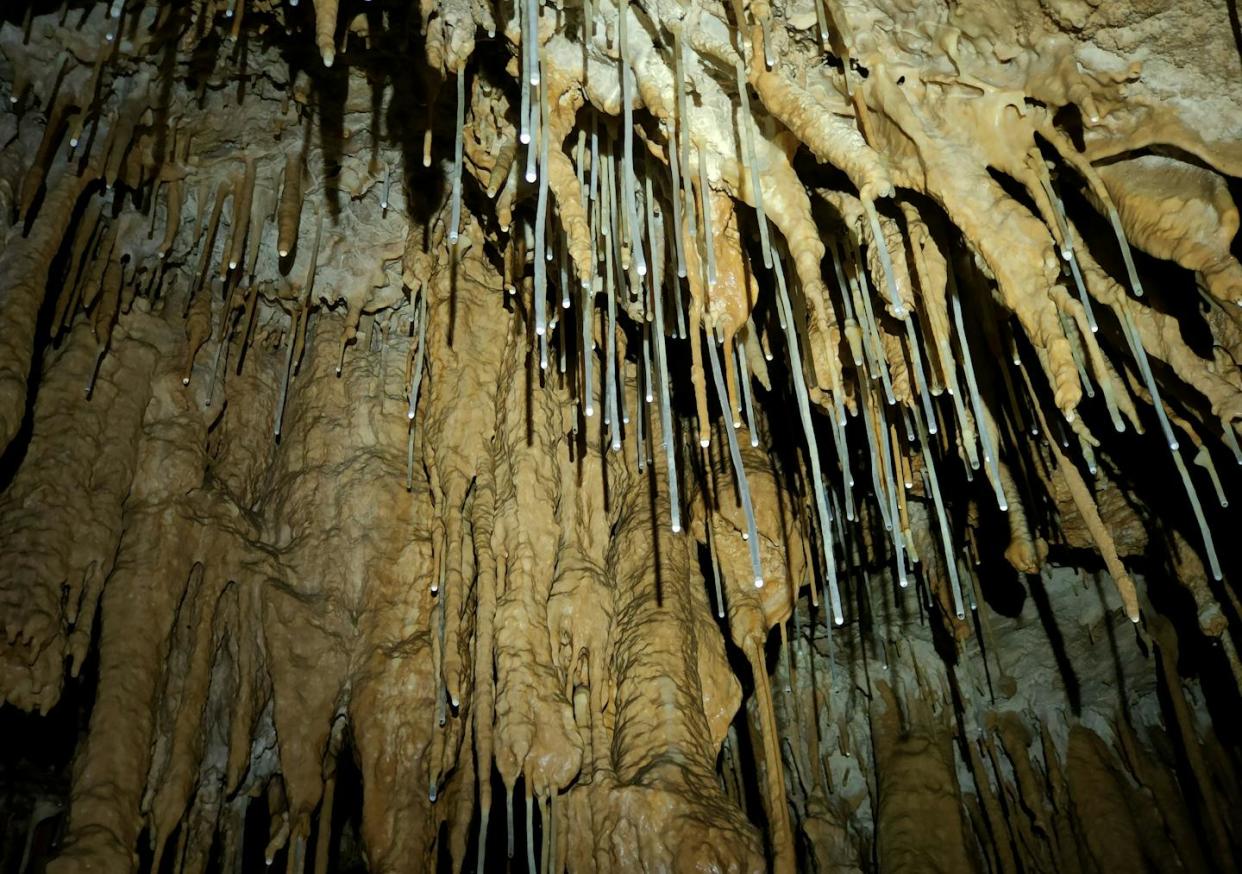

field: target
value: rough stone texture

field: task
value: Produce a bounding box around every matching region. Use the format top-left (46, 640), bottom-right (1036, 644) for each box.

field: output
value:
top-left (1, 0), bottom-right (1240, 871)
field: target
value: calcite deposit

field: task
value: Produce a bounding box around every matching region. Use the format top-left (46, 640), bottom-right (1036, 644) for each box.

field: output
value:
top-left (0, 0), bottom-right (1240, 871)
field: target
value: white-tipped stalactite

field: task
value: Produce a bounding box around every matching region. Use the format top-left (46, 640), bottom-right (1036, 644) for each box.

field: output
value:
top-left (706, 332), bottom-right (764, 588)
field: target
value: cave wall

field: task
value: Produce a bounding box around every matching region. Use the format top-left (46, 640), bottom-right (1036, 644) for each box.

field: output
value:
top-left (1, 0), bottom-right (1241, 872)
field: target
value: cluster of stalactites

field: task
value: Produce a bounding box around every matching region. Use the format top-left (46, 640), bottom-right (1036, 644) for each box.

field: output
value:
top-left (338, 0), bottom-right (1242, 638)
top-left (3, 0), bottom-right (1239, 654)
top-left (18, 0), bottom-right (1232, 629)
top-left (4, 3), bottom-right (1242, 873)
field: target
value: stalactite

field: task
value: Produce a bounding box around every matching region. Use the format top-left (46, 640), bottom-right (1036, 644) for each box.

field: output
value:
top-left (1020, 365), bottom-right (1139, 620)
top-left (278, 151), bottom-right (304, 259)
top-left (0, 155), bottom-right (98, 454)
top-left (313, 0), bottom-right (339, 66)
top-left (181, 288), bottom-right (213, 386)
top-left (449, 70), bottom-right (466, 246)
top-left (18, 88), bottom-right (73, 223)
top-left (617, 1), bottom-right (646, 279)
top-left (532, 71), bottom-right (549, 337)
top-left (706, 336), bottom-right (764, 588)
